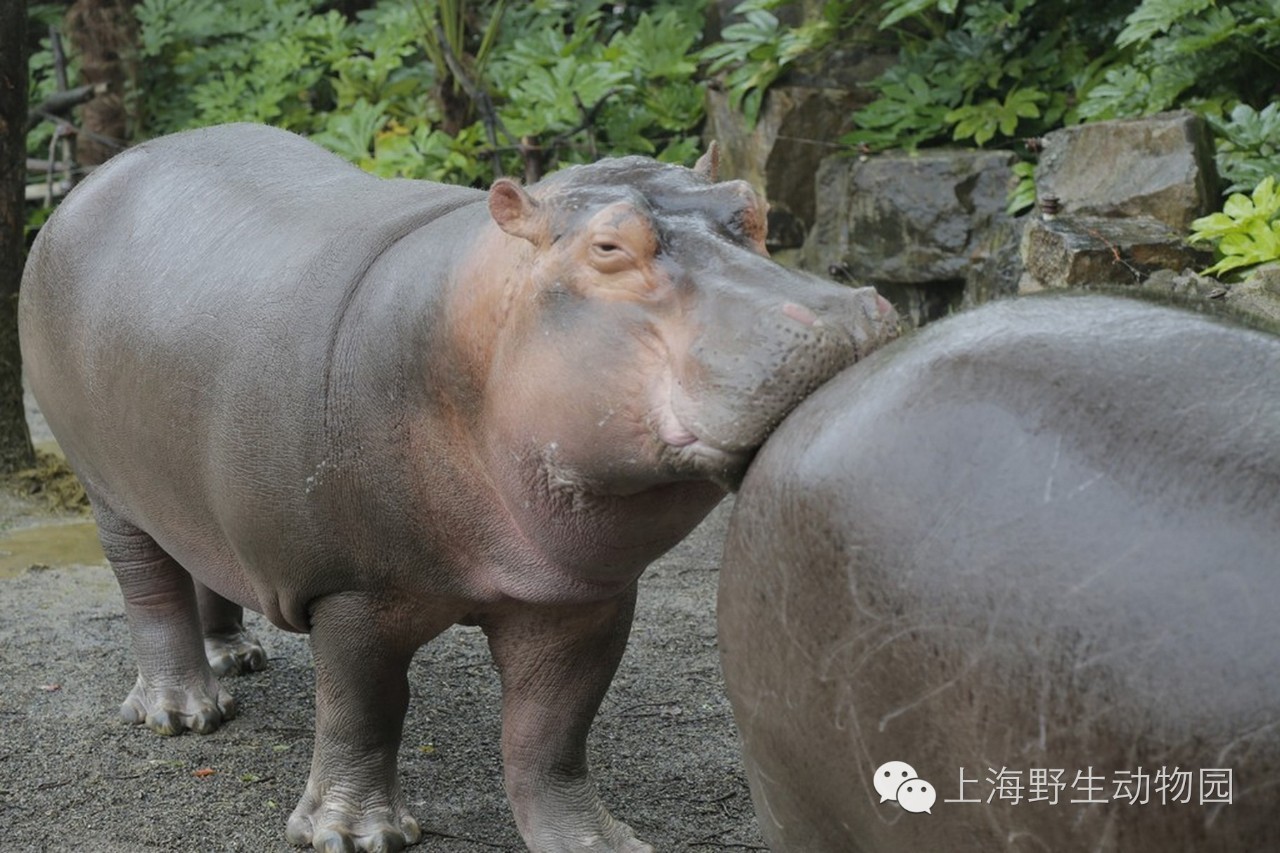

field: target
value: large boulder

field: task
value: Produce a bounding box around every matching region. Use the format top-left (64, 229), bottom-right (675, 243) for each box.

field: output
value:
top-left (1020, 214), bottom-right (1211, 291)
top-left (802, 149), bottom-right (1017, 325)
top-left (1018, 111), bottom-right (1223, 292)
top-left (1034, 111), bottom-right (1219, 230)
top-left (703, 4), bottom-right (894, 255)
top-left (704, 47), bottom-right (895, 254)
top-left (705, 85), bottom-right (872, 253)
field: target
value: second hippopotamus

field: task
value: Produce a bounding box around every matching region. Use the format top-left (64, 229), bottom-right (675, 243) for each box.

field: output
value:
top-left (719, 294), bottom-right (1280, 852)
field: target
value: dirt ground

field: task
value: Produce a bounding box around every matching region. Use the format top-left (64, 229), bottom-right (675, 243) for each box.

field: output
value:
top-left (0, 395), bottom-right (765, 852)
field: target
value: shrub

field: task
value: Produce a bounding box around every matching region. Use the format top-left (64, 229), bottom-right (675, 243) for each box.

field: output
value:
top-left (1189, 176), bottom-right (1280, 278)
top-left (28, 1), bottom-right (709, 187)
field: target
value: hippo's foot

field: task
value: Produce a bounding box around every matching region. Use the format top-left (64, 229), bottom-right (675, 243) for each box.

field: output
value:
top-left (526, 814), bottom-right (653, 853)
top-left (204, 629), bottom-right (268, 677)
top-left (518, 780), bottom-right (654, 853)
top-left (285, 788), bottom-right (421, 853)
top-left (119, 673), bottom-right (237, 736)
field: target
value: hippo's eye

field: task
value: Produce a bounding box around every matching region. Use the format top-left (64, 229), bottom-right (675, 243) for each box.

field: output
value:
top-left (589, 240), bottom-right (635, 274)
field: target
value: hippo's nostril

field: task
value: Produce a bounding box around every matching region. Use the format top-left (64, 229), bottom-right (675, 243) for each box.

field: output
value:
top-left (781, 302), bottom-right (818, 328)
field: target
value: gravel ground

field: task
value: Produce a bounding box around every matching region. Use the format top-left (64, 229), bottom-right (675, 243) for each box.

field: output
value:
top-left (0, 490), bottom-right (764, 853)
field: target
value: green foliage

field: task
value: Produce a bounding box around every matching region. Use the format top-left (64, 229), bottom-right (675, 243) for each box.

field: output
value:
top-left (1076, 0), bottom-right (1280, 120)
top-left (843, 0), bottom-right (1112, 152)
top-left (1189, 176), bottom-right (1280, 277)
top-left (698, 0), bottom-right (835, 125)
top-left (133, 0), bottom-right (353, 136)
top-left (488, 5), bottom-right (705, 165)
top-left (26, 4), bottom-right (81, 160)
top-left (826, 0), bottom-right (1280, 222)
top-left (878, 0), bottom-right (959, 30)
top-left (117, 0), bottom-right (707, 185)
top-left (1113, 0), bottom-right (1211, 47)
top-left (842, 0), bottom-right (1279, 160)
top-left (946, 88), bottom-right (1046, 146)
top-left (1006, 159), bottom-right (1037, 216)
top-left (1206, 103), bottom-right (1280, 195)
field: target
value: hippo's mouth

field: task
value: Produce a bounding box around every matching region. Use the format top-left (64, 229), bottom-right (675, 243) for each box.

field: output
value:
top-left (653, 391), bottom-right (754, 491)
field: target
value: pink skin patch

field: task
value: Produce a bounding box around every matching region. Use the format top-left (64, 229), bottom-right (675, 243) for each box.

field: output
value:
top-left (781, 302), bottom-right (818, 327)
top-left (657, 410), bottom-right (699, 447)
top-left (653, 372), bottom-right (699, 448)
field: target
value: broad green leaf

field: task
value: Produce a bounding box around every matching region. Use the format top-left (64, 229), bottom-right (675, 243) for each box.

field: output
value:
top-left (1117, 0), bottom-right (1214, 48)
top-left (1251, 176), bottom-right (1280, 217)
top-left (880, 0), bottom-right (940, 30)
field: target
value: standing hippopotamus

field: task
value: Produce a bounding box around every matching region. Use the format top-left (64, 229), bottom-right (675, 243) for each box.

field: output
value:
top-left (719, 294), bottom-right (1280, 852)
top-left (19, 123), bottom-right (897, 852)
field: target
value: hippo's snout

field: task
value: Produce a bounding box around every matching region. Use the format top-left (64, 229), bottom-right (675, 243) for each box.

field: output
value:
top-left (667, 281), bottom-right (897, 486)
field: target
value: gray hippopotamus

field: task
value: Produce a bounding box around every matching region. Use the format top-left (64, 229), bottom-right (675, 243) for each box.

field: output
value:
top-left (19, 123), bottom-right (897, 852)
top-left (719, 294), bottom-right (1280, 852)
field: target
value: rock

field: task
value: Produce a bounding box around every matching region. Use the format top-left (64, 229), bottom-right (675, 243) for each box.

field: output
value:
top-left (1035, 111), bottom-right (1219, 230)
top-left (1141, 268), bottom-right (1227, 300)
top-left (1226, 265), bottom-right (1280, 327)
top-left (964, 216), bottom-right (1027, 309)
top-left (706, 79), bottom-right (887, 251)
top-left (1019, 214), bottom-right (1212, 292)
top-left (703, 0), bottom-right (895, 253)
top-left (802, 149), bottom-right (1017, 325)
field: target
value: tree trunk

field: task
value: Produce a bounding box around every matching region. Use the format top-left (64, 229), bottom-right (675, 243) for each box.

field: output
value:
top-left (65, 0), bottom-right (137, 166)
top-left (0, 0), bottom-right (37, 475)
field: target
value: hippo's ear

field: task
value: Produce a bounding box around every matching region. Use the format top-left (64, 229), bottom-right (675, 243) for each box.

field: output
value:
top-left (488, 178), bottom-right (545, 243)
top-left (693, 141), bottom-right (720, 182)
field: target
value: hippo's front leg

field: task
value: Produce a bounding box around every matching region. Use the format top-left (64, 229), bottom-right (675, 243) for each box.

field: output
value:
top-left (484, 586), bottom-right (650, 853)
top-left (286, 592), bottom-right (450, 853)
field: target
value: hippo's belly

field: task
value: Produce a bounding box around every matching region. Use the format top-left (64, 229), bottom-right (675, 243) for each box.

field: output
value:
top-left (719, 294), bottom-right (1280, 852)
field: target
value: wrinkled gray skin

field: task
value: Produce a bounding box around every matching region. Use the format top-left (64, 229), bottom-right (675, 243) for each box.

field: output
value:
top-left (720, 295), bottom-right (1280, 853)
top-left (19, 123), bottom-right (897, 853)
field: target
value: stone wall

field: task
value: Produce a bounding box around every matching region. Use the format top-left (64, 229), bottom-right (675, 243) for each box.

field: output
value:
top-left (700, 3), bottom-right (1280, 329)
top-left (789, 110), bottom-right (1280, 329)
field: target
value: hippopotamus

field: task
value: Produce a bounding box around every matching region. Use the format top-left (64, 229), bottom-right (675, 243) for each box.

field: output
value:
top-left (19, 122), bottom-right (897, 852)
top-left (718, 294), bottom-right (1280, 852)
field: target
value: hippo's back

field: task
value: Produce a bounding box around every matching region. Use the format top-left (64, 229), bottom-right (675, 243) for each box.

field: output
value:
top-left (720, 294), bottom-right (1280, 852)
top-left (22, 122), bottom-right (482, 324)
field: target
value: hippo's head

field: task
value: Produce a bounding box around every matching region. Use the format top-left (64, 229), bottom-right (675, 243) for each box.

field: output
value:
top-left (473, 150), bottom-right (898, 507)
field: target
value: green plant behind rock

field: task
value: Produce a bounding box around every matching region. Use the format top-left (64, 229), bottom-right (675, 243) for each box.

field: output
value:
top-left (844, 0), bottom-right (1126, 152)
top-left (698, 0), bottom-right (837, 126)
top-left (1189, 176), bottom-right (1280, 278)
top-left (1077, 0), bottom-right (1280, 122)
top-left (117, 0), bottom-right (708, 186)
top-left (490, 5), bottom-right (705, 168)
top-left (133, 0), bottom-right (353, 137)
top-left (1207, 103), bottom-right (1280, 196)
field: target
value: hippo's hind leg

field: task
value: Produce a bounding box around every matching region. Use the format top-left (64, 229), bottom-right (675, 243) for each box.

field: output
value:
top-left (483, 584), bottom-right (653, 853)
top-left (196, 582), bottom-right (267, 676)
top-left (92, 501), bottom-right (236, 735)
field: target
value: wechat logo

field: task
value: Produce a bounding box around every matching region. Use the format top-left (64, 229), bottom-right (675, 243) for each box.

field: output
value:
top-left (874, 760), bottom-right (936, 814)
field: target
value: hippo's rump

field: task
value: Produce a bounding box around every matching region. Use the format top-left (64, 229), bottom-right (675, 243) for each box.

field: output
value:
top-left (18, 124), bottom-right (485, 618)
top-left (720, 294), bottom-right (1280, 852)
